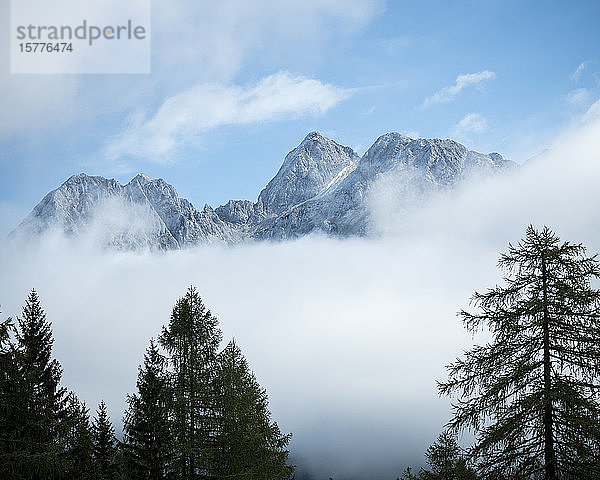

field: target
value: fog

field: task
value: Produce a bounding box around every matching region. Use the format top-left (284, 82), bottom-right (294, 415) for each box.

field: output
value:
top-left (1, 115), bottom-right (599, 479)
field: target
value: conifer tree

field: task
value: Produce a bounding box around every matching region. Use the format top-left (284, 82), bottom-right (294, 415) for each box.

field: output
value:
top-left (213, 340), bottom-right (294, 480)
top-left (0, 316), bottom-right (21, 477)
top-left (440, 226), bottom-right (600, 479)
top-left (61, 392), bottom-right (95, 480)
top-left (159, 286), bottom-right (223, 479)
top-left (12, 289), bottom-right (68, 478)
top-left (400, 432), bottom-right (477, 480)
top-left (92, 400), bottom-right (117, 480)
top-left (123, 338), bottom-right (172, 480)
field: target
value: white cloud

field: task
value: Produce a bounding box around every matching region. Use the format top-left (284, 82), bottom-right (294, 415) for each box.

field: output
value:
top-left (564, 88), bottom-right (593, 111)
top-left (105, 71), bottom-right (351, 161)
top-left (571, 61), bottom-right (588, 82)
top-left (422, 70), bottom-right (496, 109)
top-left (0, 0), bottom-right (379, 139)
top-left (362, 105), bottom-right (376, 115)
top-left (583, 97), bottom-right (600, 123)
top-left (451, 113), bottom-right (488, 140)
top-left (151, 0), bottom-right (381, 80)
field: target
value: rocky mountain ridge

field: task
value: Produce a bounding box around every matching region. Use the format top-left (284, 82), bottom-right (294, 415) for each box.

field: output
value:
top-left (11, 131), bottom-right (514, 249)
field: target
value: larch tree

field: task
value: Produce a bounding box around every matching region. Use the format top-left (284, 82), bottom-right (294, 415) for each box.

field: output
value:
top-left (123, 338), bottom-right (172, 480)
top-left (213, 340), bottom-right (294, 480)
top-left (159, 286), bottom-right (222, 480)
top-left (439, 226), bottom-right (600, 479)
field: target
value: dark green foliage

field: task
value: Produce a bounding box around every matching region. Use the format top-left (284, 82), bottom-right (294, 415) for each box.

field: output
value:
top-left (92, 400), bottom-right (116, 480)
top-left (421, 432), bottom-right (478, 480)
top-left (401, 466), bottom-right (420, 480)
top-left (401, 432), bottom-right (478, 480)
top-left (157, 286), bottom-right (294, 479)
top-left (60, 392), bottom-right (95, 480)
top-left (2, 286), bottom-right (294, 480)
top-left (0, 316), bottom-right (21, 478)
top-left (123, 338), bottom-right (172, 480)
top-left (8, 290), bottom-right (68, 479)
top-left (213, 340), bottom-right (294, 480)
top-left (159, 286), bottom-right (223, 479)
top-left (439, 226), bottom-right (600, 479)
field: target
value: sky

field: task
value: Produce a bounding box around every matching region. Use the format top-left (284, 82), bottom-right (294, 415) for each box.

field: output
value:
top-left (1, 1), bottom-right (600, 479)
top-left (1, 0), bottom-right (600, 236)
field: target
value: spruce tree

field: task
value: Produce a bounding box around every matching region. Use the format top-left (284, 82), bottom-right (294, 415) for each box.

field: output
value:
top-left (0, 316), bottom-right (21, 478)
top-left (92, 400), bottom-right (117, 480)
top-left (123, 338), bottom-right (172, 480)
top-left (213, 340), bottom-right (294, 480)
top-left (12, 289), bottom-right (68, 479)
top-left (61, 392), bottom-right (95, 480)
top-left (400, 432), bottom-right (477, 480)
top-left (439, 226), bottom-right (600, 479)
top-left (422, 432), bottom-right (478, 480)
top-left (159, 286), bottom-right (223, 479)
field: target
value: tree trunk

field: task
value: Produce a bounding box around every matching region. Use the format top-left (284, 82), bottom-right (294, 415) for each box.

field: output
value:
top-left (541, 252), bottom-right (557, 480)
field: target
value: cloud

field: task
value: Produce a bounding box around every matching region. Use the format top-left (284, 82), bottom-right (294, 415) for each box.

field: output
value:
top-left (367, 114), bottom-right (600, 244)
top-left (105, 71), bottom-right (351, 161)
top-left (0, 0), bottom-right (379, 139)
top-left (421, 70), bottom-right (496, 109)
top-left (565, 88), bottom-right (592, 109)
top-left (583, 97), bottom-right (600, 123)
top-left (571, 61), bottom-right (588, 82)
top-left (451, 112), bottom-right (488, 137)
top-left (151, 0), bottom-right (382, 79)
top-left (0, 227), bottom-right (496, 480)
top-left (362, 105), bottom-right (376, 115)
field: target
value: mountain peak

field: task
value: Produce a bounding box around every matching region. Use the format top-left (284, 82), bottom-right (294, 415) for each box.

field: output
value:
top-left (64, 172), bottom-right (94, 184)
top-left (129, 173), bottom-right (152, 184)
top-left (379, 132), bottom-right (413, 142)
top-left (300, 131), bottom-right (327, 145)
top-left (257, 133), bottom-right (359, 215)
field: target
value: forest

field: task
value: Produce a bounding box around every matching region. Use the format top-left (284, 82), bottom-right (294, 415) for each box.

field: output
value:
top-left (2, 225), bottom-right (600, 480)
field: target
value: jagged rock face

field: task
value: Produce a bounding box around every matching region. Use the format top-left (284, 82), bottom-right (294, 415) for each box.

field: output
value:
top-left (13, 173), bottom-right (238, 250)
top-left (256, 132), bottom-right (359, 215)
top-left (254, 133), bottom-right (513, 240)
top-left (11, 132), bottom-right (514, 249)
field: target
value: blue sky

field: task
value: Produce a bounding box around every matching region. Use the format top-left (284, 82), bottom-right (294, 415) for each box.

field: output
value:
top-left (1, 0), bottom-right (599, 235)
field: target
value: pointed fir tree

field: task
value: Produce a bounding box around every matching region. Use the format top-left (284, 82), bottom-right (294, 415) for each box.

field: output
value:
top-left (423, 432), bottom-right (478, 480)
top-left (159, 286), bottom-right (223, 480)
top-left (213, 340), bottom-right (294, 480)
top-left (123, 338), bottom-right (172, 480)
top-left (439, 226), bottom-right (600, 479)
top-left (400, 432), bottom-right (477, 480)
top-left (11, 289), bottom-right (68, 479)
top-left (92, 400), bottom-right (117, 480)
top-left (60, 392), bottom-right (95, 480)
top-left (0, 315), bottom-right (22, 477)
